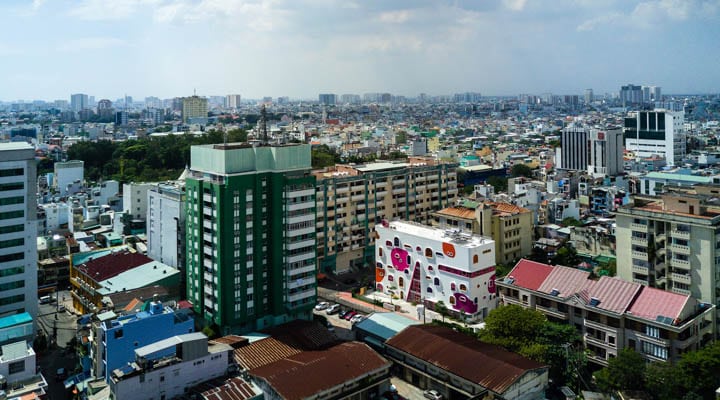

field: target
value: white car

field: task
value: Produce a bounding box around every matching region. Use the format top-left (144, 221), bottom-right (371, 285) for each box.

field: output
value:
top-left (325, 304), bottom-right (341, 315)
top-left (350, 314), bottom-right (365, 324)
top-left (423, 389), bottom-right (443, 400)
top-left (314, 302), bottom-right (330, 311)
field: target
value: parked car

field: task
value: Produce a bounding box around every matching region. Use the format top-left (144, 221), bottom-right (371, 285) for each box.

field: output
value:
top-left (343, 311), bottom-right (357, 321)
top-left (58, 304), bottom-right (66, 313)
top-left (350, 314), bottom-right (365, 324)
top-left (326, 304), bottom-right (341, 315)
top-left (423, 389), bottom-right (442, 400)
top-left (314, 302), bottom-right (330, 311)
top-left (338, 310), bottom-right (350, 319)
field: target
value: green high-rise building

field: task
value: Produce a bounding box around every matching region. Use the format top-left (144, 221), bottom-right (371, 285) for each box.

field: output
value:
top-left (185, 143), bottom-right (316, 334)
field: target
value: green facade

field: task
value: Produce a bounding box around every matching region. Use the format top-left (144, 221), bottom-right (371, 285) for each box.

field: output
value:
top-left (186, 144), bottom-right (316, 334)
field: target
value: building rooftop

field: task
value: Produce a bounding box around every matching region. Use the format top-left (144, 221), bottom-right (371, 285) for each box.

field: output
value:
top-left (435, 206), bottom-right (476, 220)
top-left (386, 325), bottom-right (546, 395)
top-left (0, 312), bottom-right (32, 330)
top-left (75, 250), bottom-right (154, 283)
top-left (0, 142), bottom-right (33, 151)
top-left (135, 332), bottom-right (208, 360)
top-left (250, 342), bottom-right (390, 400)
top-left (190, 375), bottom-right (261, 400)
top-left (96, 260), bottom-right (179, 295)
top-left (0, 340), bottom-right (31, 362)
top-left (505, 259), bottom-right (554, 291)
top-left (628, 286), bottom-right (690, 323)
top-left (378, 221), bottom-right (493, 249)
top-left (353, 312), bottom-right (420, 341)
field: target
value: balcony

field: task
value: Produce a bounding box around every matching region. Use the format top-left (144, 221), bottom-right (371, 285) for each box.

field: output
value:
top-left (670, 258), bottom-right (690, 270)
top-left (288, 201), bottom-right (314, 212)
top-left (670, 230), bottom-right (690, 240)
top-left (637, 332), bottom-right (671, 347)
top-left (351, 194), bottom-right (364, 202)
top-left (336, 187), bottom-right (349, 194)
top-left (633, 278), bottom-right (649, 285)
top-left (501, 295), bottom-right (524, 307)
top-left (656, 233), bottom-right (666, 243)
top-left (288, 188), bottom-right (314, 198)
top-left (630, 223), bottom-right (648, 231)
top-left (535, 304), bottom-right (568, 320)
top-left (584, 334), bottom-right (613, 349)
top-left (674, 335), bottom-right (698, 350)
top-left (288, 264), bottom-right (316, 276)
top-left (632, 264), bottom-right (649, 275)
top-left (584, 319), bottom-right (618, 335)
top-left (287, 288), bottom-right (315, 303)
top-left (670, 272), bottom-right (691, 284)
top-left (671, 286), bottom-right (691, 296)
top-left (631, 237), bottom-right (648, 246)
top-left (288, 239), bottom-right (315, 251)
top-left (669, 244), bottom-right (690, 255)
top-left (586, 353), bottom-right (609, 367)
top-left (655, 275), bottom-right (667, 287)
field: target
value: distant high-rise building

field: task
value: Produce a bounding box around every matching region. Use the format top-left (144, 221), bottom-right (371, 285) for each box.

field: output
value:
top-left (588, 127), bottom-right (624, 177)
top-left (651, 86), bottom-right (662, 102)
top-left (185, 143), bottom-right (316, 334)
top-left (620, 84), bottom-right (643, 106)
top-left (558, 126), bottom-right (589, 171)
top-left (276, 96), bottom-right (289, 105)
top-left (318, 94), bottom-right (337, 106)
top-left (145, 96), bottom-right (162, 109)
top-left (340, 94), bottom-right (361, 104)
top-left (181, 95), bottom-right (208, 124)
top-left (642, 86), bottom-right (651, 102)
top-left (584, 89), bottom-right (593, 104)
top-left (70, 93), bottom-right (88, 112)
top-left (225, 94), bottom-right (242, 109)
top-left (624, 110), bottom-right (685, 166)
top-left (97, 99), bottom-right (114, 120)
top-left (0, 143), bottom-right (38, 320)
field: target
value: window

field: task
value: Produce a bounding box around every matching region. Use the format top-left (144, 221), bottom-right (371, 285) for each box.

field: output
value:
top-left (459, 284), bottom-right (467, 291)
top-left (434, 277), bottom-right (440, 286)
top-left (8, 361), bottom-right (24, 375)
top-left (398, 277), bottom-right (404, 287)
top-left (378, 248), bottom-right (383, 257)
top-left (114, 329), bottom-right (124, 339)
top-left (473, 255), bottom-right (479, 264)
top-left (645, 325), bottom-right (660, 338)
top-left (642, 341), bottom-right (668, 360)
top-left (394, 237), bottom-right (400, 246)
top-left (449, 296), bottom-right (456, 305)
top-left (450, 282), bottom-right (456, 291)
top-left (425, 248), bottom-right (433, 257)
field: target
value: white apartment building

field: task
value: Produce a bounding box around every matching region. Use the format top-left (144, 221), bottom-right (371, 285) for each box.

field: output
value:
top-left (0, 143), bottom-right (38, 319)
top-left (587, 127), bottom-right (624, 177)
top-left (123, 182), bottom-right (154, 221)
top-left (624, 110), bottom-right (685, 166)
top-left (616, 192), bottom-right (720, 325)
top-left (54, 160), bottom-right (84, 196)
top-left (225, 94), bottom-right (242, 109)
top-left (375, 221), bottom-right (497, 322)
top-left (147, 183), bottom-right (185, 269)
top-left (109, 333), bottom-right (237, 400)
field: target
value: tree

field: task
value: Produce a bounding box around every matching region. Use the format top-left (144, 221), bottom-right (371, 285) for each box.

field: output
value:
top-left (487, 176), bottom-right (508, 193)
top-left (479, 305), bottom-right (547, 351)
top-left (645, 362), bottom-right (685, 400)
top-left (510, 163), bottom-right (533, 178)
top-left (527, 246), bottom-right (549, 263)
top-left (434, 301), bottom-right (449, 322)
top-left (561, 217), bottom-right (583, 227)
top-left (551, 246), bottom-right (580, 267)
top-left (675, 341), bottom-right (720, 399)
top-left (593, 348), bottom-right (646, 393)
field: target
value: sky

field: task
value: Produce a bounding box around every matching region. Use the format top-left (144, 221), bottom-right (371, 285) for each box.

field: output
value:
top-left (0, 0), bottom-right (719, 101)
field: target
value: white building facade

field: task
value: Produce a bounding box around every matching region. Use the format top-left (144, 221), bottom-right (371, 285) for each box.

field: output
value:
top-left (0, 143), bottom-right (38, 319)
top-left (54, 160), bottom-right (84, 196)
top-left (588, 127), bottom-right (624, 177)
top-left (624, 110), bottom-right (685, 166)
top-left (375, 221), bottom-right (497, 321)
top-left (147, 183), bottom-right (185, 269)
top-left (123, 182), bottom-right (154, 221)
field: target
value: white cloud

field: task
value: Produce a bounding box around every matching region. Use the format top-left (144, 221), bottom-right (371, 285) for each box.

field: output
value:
top-left (67, 0), bottom-right (160, 21)
top-left (377, 10), bottom-right (413, 24)
top-left (502, 0), bottom-right (527, 12)
top-left (57, 37), bottom-right (128, 52)
top-left (578, 0), bottom-right (720, 31)
top-left (32, 0), bottom-right (45, 11)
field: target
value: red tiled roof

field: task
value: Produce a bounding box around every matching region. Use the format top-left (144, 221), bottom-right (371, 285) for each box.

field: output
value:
top-left (75, 251), bottom-right (152, 283)
top-left (628, 286), bottom-right (689, 322)
top-left (491, 202), bottom-right (531, 215)
top-left (250, 342), bottom-right (390, 400)
top-left (123, 298), bottom-right (142, 313)
top-left (234, 337), bottom-right (301, 371)
top-left (506, 259), bottom-right (554, 291)
top-left (386, 325), bottom-right (546, 395)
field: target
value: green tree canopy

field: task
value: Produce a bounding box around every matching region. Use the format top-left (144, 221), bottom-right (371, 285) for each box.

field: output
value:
top-left (510, 163), bottom-right (533, 178)
top-left (594, 349), bottom-right (646, 393)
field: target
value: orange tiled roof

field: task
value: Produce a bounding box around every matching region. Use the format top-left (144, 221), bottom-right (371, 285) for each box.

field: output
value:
top-left (435, 207), bottom-right (475, 220)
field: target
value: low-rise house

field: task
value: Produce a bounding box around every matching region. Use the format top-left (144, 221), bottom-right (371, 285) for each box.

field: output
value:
top-left (497, 259), bottom-right (715, 365)
top-left (109, 333), bottom-right (242, 400)
top-left (385, 325), bottom-right (549, 400)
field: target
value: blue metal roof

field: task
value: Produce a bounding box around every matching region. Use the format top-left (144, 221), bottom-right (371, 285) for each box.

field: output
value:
top-left (0, 312), bottom-right (32, 330)
top-left (354, 312), bottom-right (420, 341)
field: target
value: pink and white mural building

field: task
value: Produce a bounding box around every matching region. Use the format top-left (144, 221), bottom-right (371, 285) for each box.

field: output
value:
top-left (375, 221), bottom-right (498, 322)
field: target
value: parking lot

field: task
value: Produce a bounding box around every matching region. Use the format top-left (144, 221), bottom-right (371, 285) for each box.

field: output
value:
top-left (313, 302), bottom-right (372, 341)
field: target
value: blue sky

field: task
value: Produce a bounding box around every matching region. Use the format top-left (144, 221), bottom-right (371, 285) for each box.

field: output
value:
top-left (0, 0), bottom-right (718, 101)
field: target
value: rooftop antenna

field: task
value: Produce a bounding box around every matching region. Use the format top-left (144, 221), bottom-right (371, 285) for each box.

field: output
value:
top-left (261, 105), bottom-right (268, 144)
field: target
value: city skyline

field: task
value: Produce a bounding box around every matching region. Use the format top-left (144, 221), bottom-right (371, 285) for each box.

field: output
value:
top-left (0, 0), bottom-right (719, 100)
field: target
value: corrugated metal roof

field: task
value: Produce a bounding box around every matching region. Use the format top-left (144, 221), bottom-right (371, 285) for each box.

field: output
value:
top-left (354, 312), bottom-right (420, 341)
top-left (0, 340), bottom-right (28, 362)
top-left (435, 206), bottom-right (476, 220)
top-left (584, 276), bottom-right (641, 314)
top-left (250, 342), bottom-right (390, 400)
top-left (537, 266), bottom-right (591, 298)
top-left (506, 259), bottom-right (554, 291)
top-left (628, 286), bottom-right (689, 321)
top-left (193, 376), bottom-right (260, 400)
top-left (386, 325), bottom-right (546, 395)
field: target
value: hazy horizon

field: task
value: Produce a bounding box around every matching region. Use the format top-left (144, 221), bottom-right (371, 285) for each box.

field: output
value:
top-left (1, 0), bottom-right (719, 101)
